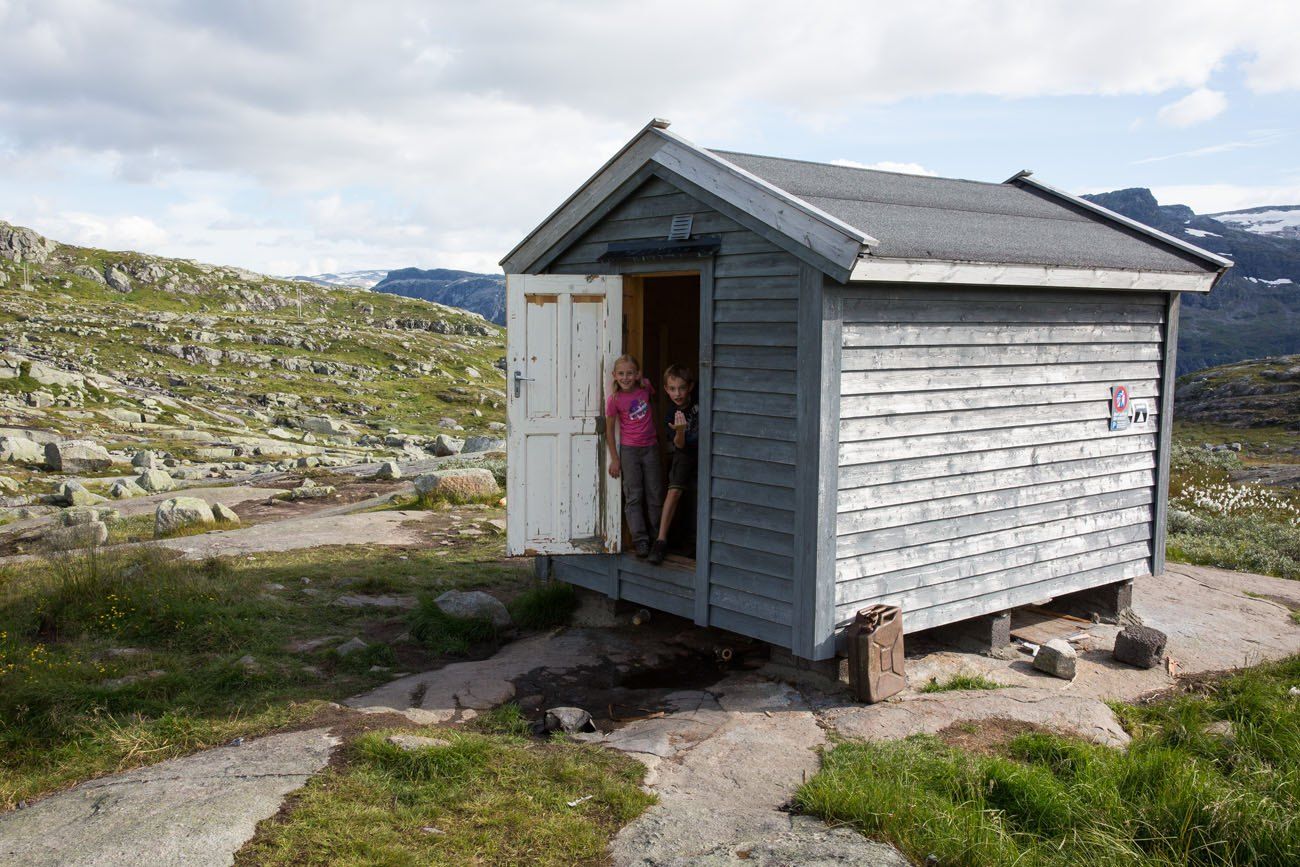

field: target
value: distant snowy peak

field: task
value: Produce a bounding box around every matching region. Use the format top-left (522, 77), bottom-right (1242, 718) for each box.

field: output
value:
top-left (291, 269), bottom-right (389, 289)
top-left (1208, 205), bottom-right (1300, 240)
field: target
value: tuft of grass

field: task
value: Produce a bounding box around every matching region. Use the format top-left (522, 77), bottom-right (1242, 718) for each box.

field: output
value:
top-left (472, 703), bottom-right (534, 738)
top-left (414, 489), bottom-right (502, 509)
top-left (918, 673), bottom-right (1006, 693)
top-left (237, 728), bottom-right (654, 866)
top-left (508, 582), bottom-right (578, 631)
top-left (798, 655), bottom-right (1300, 866)
top-left (408, 598), bottom-right (499, 656)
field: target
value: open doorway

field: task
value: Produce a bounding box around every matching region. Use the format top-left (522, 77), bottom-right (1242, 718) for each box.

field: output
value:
top-left (620, 272), bottom-right (701, 565)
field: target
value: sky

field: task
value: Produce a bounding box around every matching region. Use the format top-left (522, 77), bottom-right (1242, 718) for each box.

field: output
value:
top-left (1, 0), bottom-right (1298, 277)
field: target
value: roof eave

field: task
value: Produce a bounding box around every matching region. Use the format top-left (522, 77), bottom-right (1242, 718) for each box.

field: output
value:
top-left (1006, 173), bottom-right (1235, 271)
top-left (501, 120), bottom-right (873, 278)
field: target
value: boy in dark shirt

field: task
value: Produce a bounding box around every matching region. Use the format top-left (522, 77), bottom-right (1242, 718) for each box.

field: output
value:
top-left (649, 364), bottom-right (698, 565)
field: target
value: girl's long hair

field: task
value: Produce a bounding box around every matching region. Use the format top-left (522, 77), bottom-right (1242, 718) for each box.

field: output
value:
top-left (610, 354), bottom-right (641, 394)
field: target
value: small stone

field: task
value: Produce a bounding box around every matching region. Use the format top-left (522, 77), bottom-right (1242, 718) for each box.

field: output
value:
top-left (44, 440), bottom-right (112, 473)
top-left (56, 480), bottom-right (94, 507)
top-left (432, 434), bottom-right (464, 457)
top-left (331, 594), bottom-right (417, 610)
top-left (155, 496), bottom-right (215, 535)
top-left (374, 460), bottom-right (401, 480)
top-left (1113, 625), bottom-right (1167, 669)
top-left (544, 706), bottom-right (596, 734)
top-left (434, 589), bottom-right (511, 628)
top-left (336, 637), bottom-right (368, 656)
top-left (43, 520), bottom-right (109, 551)
top-left (414, 468), bottom-right (499, 500)
top-left (1033, 638), bottom-right (1077, 680)
top-left (132, 449), bottom-right (158, 470)
top-left (135, 468), bottom-right (175, 493)
top-left (212, 502), bottom-right (240, 524)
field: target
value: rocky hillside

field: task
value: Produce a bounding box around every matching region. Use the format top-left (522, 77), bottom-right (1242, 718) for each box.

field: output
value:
top-left (1175, 355), bottom-right (1300, 432)
top-left (0, 219), bottom-right (508, 473)
top-left (1081, 189), bottom-right (1300, 376)
top-left (371, 268), bottom-right (506, 324)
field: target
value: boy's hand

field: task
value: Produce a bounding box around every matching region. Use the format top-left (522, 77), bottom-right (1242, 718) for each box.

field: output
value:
top-left (672, 410), bottom-right (687, 429)
top-left (609, 458), bottom-right (621, 479)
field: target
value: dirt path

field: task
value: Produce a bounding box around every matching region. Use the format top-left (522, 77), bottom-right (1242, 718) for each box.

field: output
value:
top-left (157, 508), bottom-right (442, 558)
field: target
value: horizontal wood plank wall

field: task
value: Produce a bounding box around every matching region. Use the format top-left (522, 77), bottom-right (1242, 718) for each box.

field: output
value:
top-left (835, 285), bottom-right (1165, 634)
top-left (548, 174), bottom-right (801, 649)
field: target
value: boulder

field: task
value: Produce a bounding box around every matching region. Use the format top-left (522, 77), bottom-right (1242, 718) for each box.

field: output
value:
top-left (288, 479), bottom-right (336, 500)
top-left (132, 449), bottom-right (158, 469)
top-left (60, 506), bottom-right (117, 526)
top-left (374, 460), bottom-right (401, 480)
top-left (103, 264), bottom-right (132, 293)
top-left (336, 636), bottom-right (368, 656)
top-left (55, 480), bottom-right (95, 507)
top-left (462, 435), bottom-right (505, 454)
top-left (543, 706), bottom-right (596, 734)
top-left (0, 475), bottom-right (18, 494)
top-left (432, 434), bottom-right (464, 456)
top-left (0, 221), bottom-right (56, 263)
top-left (43, 520), bottom-right (108, 551)
top-left (1033, 639), bottom-right (1077, 680)
top-left (109, 478), bottom-right (147, 499)
top-left (414, 468), bottom-right (499, 501)
top-left (300, 416), bottom-right (353, 436)
top-left (211, 502), bottom-right (240, 524)
top-left (136, 468), bottom-right (175, 493)
top-left (0, 435), bottom-right (45, 465)
top-left (1113, 625), bottom-right (1167, 669)
top-left (45, 440), bottom-right (112, 473)
top-left (434, 589), bottom-right (511, 629)
top-left (155, 496), bottom-right (215, 535)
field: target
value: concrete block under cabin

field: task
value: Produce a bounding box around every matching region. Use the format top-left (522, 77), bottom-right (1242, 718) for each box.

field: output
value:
top-left (500, 119), bottom-right (1231, 664)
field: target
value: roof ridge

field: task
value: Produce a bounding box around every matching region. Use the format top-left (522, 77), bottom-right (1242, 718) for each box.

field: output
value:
top-left (709, 148), bottom-right (1007, 189)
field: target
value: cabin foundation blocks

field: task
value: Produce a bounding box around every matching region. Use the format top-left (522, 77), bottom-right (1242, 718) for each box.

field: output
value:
top-left (767, 646), bottom-right (846, 687)
top-left (1050, 579), bottom-right (1135, 624)
top-left (926, 611), bottom-right (1013, 654)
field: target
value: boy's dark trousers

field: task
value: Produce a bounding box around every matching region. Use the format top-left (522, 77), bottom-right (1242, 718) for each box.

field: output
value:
top-left (619, 444), bottom-right (664, 543)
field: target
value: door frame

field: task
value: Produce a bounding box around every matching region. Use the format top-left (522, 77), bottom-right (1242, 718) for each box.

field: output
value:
top-left (575, 257), bottom-right (714, 627)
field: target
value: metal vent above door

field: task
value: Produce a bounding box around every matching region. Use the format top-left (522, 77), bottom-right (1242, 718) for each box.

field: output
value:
top-left (667, 215), bottom-right (693, 241)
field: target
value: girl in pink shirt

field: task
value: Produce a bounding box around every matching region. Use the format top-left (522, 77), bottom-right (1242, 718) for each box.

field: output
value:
top-left (605, 354), bottom-right (664, 557)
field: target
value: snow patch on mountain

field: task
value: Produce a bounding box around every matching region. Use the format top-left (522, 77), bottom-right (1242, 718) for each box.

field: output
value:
top-left (1209, 206), bottom-right (1300, 239)
top-left (291, 270), bottom-right (389, 289)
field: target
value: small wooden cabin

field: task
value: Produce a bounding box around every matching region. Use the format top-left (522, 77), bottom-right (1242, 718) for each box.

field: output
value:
top-left (500, 119), bottom-right (1229, 662)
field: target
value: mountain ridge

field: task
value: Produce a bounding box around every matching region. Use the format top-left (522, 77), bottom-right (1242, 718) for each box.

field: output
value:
top-left (1081, 188), bottom-right (1300, 375)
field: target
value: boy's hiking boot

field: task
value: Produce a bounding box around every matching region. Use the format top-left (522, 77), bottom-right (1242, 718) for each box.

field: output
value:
top-left (634, 539), bottom-right (650, 558)
top-left (648, 539), bottom-right (668, 565)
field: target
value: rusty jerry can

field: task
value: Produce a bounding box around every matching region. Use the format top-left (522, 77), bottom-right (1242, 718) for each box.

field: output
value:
top-left (846, 605), bottom-right (906, 703)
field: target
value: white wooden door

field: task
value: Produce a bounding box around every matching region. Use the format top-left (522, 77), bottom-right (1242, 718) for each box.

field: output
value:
top-left (506, 274), bottom-right (623, 556)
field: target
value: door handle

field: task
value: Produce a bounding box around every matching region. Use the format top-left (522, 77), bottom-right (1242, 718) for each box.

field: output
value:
top-left (513, 370), bottom-right (534, 398)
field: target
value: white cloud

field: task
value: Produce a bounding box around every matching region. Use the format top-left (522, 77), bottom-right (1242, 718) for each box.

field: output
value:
top-left (831, 159), bottom-right (938, 176)
top-left (1133, 130), bottom-right (1285, 164)
top-left (1148, 183), bottom-right (1300, 214)
top-left (1156, 88), bottom-right (1228, 127)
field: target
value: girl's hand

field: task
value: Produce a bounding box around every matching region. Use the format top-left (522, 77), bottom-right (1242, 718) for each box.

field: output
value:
top-left (609, 458), bottom-right (621, 479)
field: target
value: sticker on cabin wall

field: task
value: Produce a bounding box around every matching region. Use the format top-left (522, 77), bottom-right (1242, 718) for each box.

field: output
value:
top-left (1132, 402), bottom-right (1149, 425)
top-left (1109, 385), bottom-right (1132, 431)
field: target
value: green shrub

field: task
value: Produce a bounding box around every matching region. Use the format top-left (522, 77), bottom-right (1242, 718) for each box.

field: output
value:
top-left (508, 582), bottom-right (578, 630)
top-left (918, 673), bottom-right (1006, 693)
top-left (408, 597), bottom-right (498, 655)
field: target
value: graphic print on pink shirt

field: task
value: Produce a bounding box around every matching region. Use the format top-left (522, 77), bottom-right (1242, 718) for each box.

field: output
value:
top-left (606, 383), bottom-right (657, 447)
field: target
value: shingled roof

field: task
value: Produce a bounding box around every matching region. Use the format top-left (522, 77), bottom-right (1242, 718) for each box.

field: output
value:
top-left (713, 150), bottom-right (1226, 275)
top-left (502, 120), bottom-right (1228, 286)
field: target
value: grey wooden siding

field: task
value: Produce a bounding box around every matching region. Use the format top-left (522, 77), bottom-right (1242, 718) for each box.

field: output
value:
top-left (835, 285), bottom-right (1164, 634)
top-left (547, 173), bottom-right (804, 648)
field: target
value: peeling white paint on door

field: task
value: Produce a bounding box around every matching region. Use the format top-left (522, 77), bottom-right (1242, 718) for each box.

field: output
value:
top-left (506, 274), bottom-right (622, 556)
